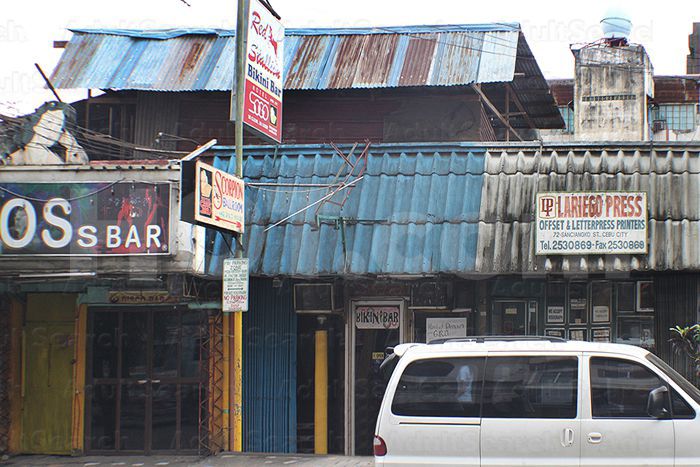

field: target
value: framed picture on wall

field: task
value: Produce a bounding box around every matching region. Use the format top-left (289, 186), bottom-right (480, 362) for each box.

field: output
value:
top-left (637, 281), bottom-right (654, 312)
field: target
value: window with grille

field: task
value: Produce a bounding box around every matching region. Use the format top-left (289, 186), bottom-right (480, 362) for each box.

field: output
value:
top-left (653, 104), bottom-right (697, 131)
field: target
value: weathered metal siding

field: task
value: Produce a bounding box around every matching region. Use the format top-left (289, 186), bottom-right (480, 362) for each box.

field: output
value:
top-left (133, 91), bottom-right (181, 149)
top-left (475, 145), bottom-right (700, 273)
top-left (206, 143), bottom-right (486, 277)
top-left (654, 274), bottom-right (700, 386)
top-left (243, 279), bottom-right (297, 453)
top-left (51, 25), bottom-right (521, 92)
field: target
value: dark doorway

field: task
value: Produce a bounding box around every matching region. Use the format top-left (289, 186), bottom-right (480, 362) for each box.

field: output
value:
top-left (352, 303), bottom-right (402, 455)
top-left (492, 301), bottom-right (528, 335)
top-left (296, 314), bottom-right (345, 454)
top-left (85, 307), bottom-right (207, 454)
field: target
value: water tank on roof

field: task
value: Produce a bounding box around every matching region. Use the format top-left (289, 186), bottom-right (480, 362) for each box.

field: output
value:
top-left (601, 8), bottom-right (633, 40)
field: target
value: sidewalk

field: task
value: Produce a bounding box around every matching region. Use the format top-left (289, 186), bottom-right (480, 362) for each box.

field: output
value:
top-left (1, 453), bottom-right (374, 467)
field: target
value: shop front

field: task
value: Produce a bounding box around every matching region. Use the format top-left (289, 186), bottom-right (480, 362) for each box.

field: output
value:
top-left (0, 164), bottom-right (213, 456)
top-left (205, 142), bottom-right (700, 456)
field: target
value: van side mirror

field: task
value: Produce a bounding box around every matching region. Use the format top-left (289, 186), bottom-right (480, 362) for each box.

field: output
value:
top-left (647, 386), bottom-right (671, 419)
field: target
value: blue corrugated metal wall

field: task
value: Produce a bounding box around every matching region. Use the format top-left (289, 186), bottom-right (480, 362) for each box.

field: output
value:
top-left (243, 278), bottom-right (297, 453)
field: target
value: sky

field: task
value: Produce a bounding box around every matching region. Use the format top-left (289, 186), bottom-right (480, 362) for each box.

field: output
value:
top-left (0, 0), bottom-right (697, 115)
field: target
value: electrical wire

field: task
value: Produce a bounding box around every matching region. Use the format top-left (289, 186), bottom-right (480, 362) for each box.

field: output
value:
top-left (0, 179), bottom-right (125, 202)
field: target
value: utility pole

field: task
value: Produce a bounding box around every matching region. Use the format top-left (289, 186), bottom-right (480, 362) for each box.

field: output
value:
top-left (232, 0), bottom-right (247, 453)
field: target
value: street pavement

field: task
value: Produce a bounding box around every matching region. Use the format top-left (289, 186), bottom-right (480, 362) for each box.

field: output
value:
top-left (1, 453), bottom-right (374, 467)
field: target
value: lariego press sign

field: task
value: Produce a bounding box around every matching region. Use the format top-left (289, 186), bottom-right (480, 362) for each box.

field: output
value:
top-left (243, 0), bottom-right (284, 143)
top-left (536, 192), bottom-right (648, 255)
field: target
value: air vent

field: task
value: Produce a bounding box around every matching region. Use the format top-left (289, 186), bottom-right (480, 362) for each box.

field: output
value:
top-left (410, 281), bottom-right (452, 309)
top-left (294, 283), bottom-right (343, 314)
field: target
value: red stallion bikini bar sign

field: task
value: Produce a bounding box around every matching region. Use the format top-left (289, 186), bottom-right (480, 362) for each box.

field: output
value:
top-left (243, 0), bottom-right (284, 143)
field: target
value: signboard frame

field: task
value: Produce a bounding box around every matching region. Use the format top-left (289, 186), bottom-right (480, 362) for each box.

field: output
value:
top-left (0, 181), bottom-right (171, 256)
top-left (240, 0), bottom-right (284, 143)
top-left (180, 160), bottom-right (245, 234)
top-left (535, 191), bottom-right (648, 256)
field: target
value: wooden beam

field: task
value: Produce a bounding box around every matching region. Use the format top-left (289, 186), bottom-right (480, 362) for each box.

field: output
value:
top-left (8, 299), bottom-right (22, 453)
top-left (71, 304), bottom-right (88, 454)
top-left (506, 83), bottom-right (538, 130)
top-left (472, 84), bottom-right (524, 142)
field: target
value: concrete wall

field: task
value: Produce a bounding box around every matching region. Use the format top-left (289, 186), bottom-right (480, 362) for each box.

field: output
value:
top-left (573, 45), bottom-right (654, 141)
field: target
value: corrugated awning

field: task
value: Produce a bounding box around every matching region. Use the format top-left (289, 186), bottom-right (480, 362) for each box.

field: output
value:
top-left (206, 142), bottom-right (700, 277)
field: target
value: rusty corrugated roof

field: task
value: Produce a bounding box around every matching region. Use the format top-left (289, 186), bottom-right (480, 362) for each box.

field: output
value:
top-left (50, 24), bottom-right (527, 91)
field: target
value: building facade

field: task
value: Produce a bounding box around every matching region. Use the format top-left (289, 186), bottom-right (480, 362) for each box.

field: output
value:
top-left (1, 20), bottom-right (699, 459)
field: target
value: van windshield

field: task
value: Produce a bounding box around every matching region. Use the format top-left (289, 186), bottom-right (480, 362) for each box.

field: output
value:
top-left (646, 353), bottom-right (700, 405)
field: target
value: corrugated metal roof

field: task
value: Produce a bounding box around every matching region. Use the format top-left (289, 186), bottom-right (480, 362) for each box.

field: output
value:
top-left (50, 24), bottom-right (525, 92)
top-left (206, 142), bottom-right (700, 277)
top-left (476, 145), bottom-right (700, 273)
top-left (206, 143), bottom-right (486, 276)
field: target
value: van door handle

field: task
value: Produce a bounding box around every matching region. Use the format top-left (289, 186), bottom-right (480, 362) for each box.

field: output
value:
top-left (561, 428), bottom-right (575, 447)
top-left (588, 432), bottom-right (603, 444)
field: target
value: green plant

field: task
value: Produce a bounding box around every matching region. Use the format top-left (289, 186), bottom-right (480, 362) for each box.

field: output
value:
top-left (670, 325), bottom-right (700, 376)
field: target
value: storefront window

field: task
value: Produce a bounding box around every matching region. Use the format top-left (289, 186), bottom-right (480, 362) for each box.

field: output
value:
top-left (546, 282), bottom-right (565, 325)
top-left (591, 281), bottom-right (612, 324)
top-left (568, 282), bottom-right (587, 325)
top-left (616, 282), bottom-right (635, 313)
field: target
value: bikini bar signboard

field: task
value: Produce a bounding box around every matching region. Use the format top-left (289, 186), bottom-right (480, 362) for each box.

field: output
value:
top-left (0, 182), bottom-right (170, 255)
top-left (536, 191), bottom-right (648, 255)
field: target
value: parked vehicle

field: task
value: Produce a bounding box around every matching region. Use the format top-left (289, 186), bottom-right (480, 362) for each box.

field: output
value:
top-left (374, 336), bottom-right (700, 466)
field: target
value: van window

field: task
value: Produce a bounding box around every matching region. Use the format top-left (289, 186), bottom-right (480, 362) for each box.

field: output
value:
top-left (391, 357), bottom-right (485, 417)
top-left (590, 357), bottom-right (666, 418)
top-left (481, 356), bottom-right (578, 419)
top-left (646, 353), bottom-right (700, 406)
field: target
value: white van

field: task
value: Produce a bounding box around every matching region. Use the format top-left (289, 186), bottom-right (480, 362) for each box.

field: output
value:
top-left (374, 337), bottom-right (700, 467)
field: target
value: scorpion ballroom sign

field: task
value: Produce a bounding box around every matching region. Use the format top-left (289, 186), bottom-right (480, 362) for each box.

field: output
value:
top-left (0, 182), bottom-right (170, 255)
top-left (536, 191), bottom-right (647, 255)
top-left (242, 0), bottom-right (284, 143)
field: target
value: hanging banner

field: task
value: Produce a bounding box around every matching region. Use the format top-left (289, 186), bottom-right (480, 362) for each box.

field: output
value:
top-left (243, 0), bottom-right (284, 143)
top-left (536, 192), bottom-right (647, 255)
top-left (355, 306), bottom-right (400, 329)
top-left (194, 160), bottom-right (244, 233)
top-left (223, 257), bottom-right (249, 312)
top-left (0, 182), bottom-right (170, 256)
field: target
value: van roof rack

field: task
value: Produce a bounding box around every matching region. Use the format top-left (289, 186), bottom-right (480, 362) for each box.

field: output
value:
top-left (428, 335), bottom-right (568, 345)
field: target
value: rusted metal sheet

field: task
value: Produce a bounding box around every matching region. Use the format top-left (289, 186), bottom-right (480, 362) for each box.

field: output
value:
top-left (354, 34), bottom-right (399, 88)
top-left (51, 24), bottom-right (527, 92)
top-left (284, 35), bottom-right (334, 90)
top-left (325, 35), bottom-right (367, 89)
top-left (49, 26), bottom-right (563, 128)
top-left (399, 34), bottom-right (438, 86)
